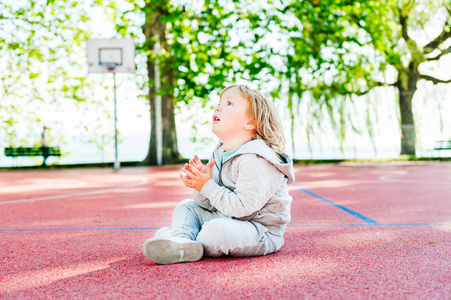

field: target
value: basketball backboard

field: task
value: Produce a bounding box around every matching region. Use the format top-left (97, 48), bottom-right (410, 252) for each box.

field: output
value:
top-left (87, 39), bottom-right (135, 73)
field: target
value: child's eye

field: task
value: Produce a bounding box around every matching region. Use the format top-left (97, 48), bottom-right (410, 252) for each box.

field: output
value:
top-left (227, 101), bottom-right (232, 106)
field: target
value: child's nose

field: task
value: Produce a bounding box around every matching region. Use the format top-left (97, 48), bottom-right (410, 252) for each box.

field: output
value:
top-left (214, 106), bottom-right (220, 112)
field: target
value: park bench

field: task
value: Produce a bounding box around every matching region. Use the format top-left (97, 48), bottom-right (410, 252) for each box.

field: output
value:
top-left (433, 140), bottom-right (451, 157)
top-left (5, 146), bottom-right (61, 157)
top-left (4, 146), bottom-right (61, 166)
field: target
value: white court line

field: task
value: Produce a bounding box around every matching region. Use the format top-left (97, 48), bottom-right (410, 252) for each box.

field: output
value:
top-left (380, 175), bottom-right (451, 185)
top-left (0, 178), bottom-right (147, 205)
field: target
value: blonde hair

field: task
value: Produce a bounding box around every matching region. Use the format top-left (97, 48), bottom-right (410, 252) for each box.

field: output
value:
top-left (220, 84), bottom-right (286, 155)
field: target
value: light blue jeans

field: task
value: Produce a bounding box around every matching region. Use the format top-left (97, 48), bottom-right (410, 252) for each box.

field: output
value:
top-left (168, 199), bottom-right (283, 257)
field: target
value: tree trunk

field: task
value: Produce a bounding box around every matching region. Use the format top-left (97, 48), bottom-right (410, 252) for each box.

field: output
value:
top-left (398, 89), bottom-right (416, 155)
top-left (396, 67), bottom-right (419, 156)
top-left (144, 85), bottom-right (182, 165)
top-left (140, 3), bottom-right (183, 165)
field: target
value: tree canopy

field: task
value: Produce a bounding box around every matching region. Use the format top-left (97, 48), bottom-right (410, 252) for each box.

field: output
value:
top-left (268, 0), bottom-right (451, 155)
top-left (0, 0), bottom-right (120, 150)
top-left (115, 0), bottom-right (276, 163)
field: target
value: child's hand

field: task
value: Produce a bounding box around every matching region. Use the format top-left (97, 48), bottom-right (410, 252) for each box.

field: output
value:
top-left (180, 159), bottom-right (215, 191)
top-left (189, 154), bottom-right (206, 173)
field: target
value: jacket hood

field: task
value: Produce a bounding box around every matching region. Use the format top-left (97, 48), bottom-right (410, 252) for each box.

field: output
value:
top-left (214, 139), bottom-right (295, 184)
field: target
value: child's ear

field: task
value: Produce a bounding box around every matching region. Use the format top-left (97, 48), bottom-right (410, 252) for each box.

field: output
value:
top-left (244, 120), bottom-right (256, 131)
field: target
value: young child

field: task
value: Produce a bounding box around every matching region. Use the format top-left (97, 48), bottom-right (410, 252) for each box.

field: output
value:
top-left (143, 84), bottom-right (295, 264)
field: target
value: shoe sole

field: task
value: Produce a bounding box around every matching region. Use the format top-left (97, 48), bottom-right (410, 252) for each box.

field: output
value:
top-left (143, 238), bottom-right (204, 265)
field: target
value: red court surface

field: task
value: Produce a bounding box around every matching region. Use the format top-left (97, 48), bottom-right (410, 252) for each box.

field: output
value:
top-left (1, 162), bottom-right (450, 299)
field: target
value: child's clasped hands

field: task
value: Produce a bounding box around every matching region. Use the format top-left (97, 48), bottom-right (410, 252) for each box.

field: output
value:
top-left (179, 154), bottom-right (216, 191)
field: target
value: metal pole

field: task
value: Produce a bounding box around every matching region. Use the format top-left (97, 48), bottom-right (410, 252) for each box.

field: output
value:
top-left (154, 35), bottom-right (163, 165)
top-left (113, 72), bottom-right (120, 170)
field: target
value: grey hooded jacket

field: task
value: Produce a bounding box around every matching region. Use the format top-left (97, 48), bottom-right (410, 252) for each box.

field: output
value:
top-left (193, 139), bottom-right (295, 237)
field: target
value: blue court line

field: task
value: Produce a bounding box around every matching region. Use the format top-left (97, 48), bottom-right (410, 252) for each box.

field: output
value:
top-left (1, 223), bottom-right (450, 232)
top-left (0, 227), bottom-right (160, 232)
top-left (291, 184), bottom-right (380, 225)
top-left (288, 222), bottom-right (451, 228)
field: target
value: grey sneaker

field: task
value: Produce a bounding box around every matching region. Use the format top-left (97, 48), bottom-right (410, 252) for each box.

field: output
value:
top-left (154, 227), bottom-right (173, 238)
top-left (142, 237), bottom-right (204, 265)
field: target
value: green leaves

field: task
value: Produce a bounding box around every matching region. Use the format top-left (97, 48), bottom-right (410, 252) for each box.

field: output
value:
top-left (3, 0), bottom-right (448, 158)
top-left (0, 0), bottom-right (119, 149)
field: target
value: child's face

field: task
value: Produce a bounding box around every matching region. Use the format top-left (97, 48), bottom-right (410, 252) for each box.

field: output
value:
top-left (212, 87), bottom-right (254, 141)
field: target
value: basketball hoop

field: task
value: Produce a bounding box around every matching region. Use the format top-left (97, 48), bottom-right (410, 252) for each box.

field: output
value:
top-left (101, 63), bottom-right (119, 72)
top-left (87, 39), bottom-right (135, 170)
top-left (87, 39), bottom-right (134, 74)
